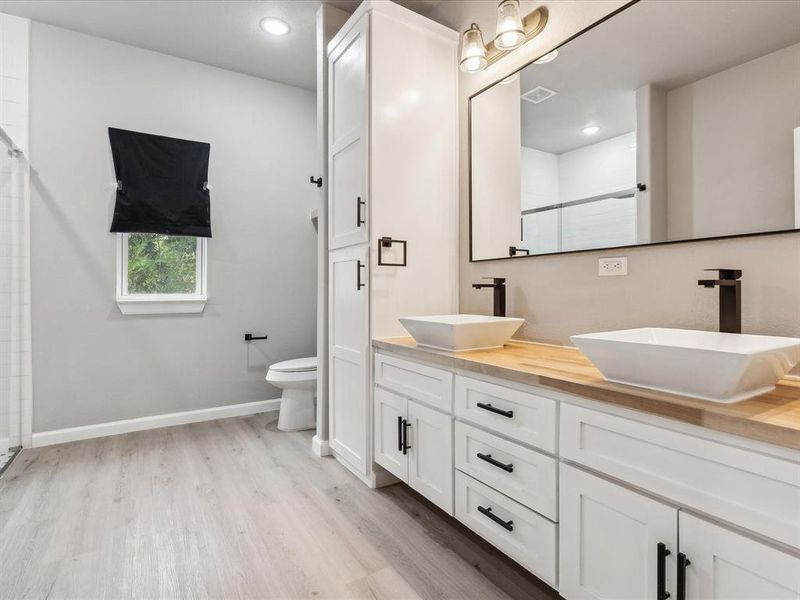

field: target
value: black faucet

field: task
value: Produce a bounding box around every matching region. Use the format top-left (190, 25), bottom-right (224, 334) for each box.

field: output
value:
top-left (697, 268), bottom-right (742, 334)
top-left (472, 277), bottom-right (506, 317)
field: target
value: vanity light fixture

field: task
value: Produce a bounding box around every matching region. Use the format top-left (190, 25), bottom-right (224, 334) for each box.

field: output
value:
top-left (495, 0), bottom-right (526, 50)
top-left (582, 125), bottom-right (600, 135)
top-left (459, 5), bottom-right (548, 74)
top-left (533, 49), bottom-right (558, 64)
top-left (259, 17), bottom-right (290, 36)
top-left (459, 23), bottom-right (488, 72)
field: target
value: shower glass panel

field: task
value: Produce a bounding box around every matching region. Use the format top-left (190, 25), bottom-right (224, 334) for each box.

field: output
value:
top-left (0, 128), bottom-right (29, 474)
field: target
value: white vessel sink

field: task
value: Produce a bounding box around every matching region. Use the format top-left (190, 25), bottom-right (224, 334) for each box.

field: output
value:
top-left (571, 328), bottom-right (800, 403)
top-left (399, 314), bottom-right (524, 351)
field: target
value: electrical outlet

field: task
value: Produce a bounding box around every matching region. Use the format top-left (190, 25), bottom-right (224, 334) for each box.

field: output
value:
top-left (598, 256), bottom-right (628, 276)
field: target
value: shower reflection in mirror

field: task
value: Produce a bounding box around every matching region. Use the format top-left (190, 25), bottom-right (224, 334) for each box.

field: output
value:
top-left (469, 0), bottom-right (800, 261)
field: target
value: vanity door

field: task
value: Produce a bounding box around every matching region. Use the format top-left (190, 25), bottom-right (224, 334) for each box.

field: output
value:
top-left (679, 513), bottom-right (800, 600)
top-left (328, 244), bottom-right (369, 476)
top-left (407, 400), bottom-right (453, 514)
top-left (373, 386), bottom-right (408, 481)
top-left (560, 464), bottom-right (678, 600)
top-left (328, 14), bottom-right (369, 250)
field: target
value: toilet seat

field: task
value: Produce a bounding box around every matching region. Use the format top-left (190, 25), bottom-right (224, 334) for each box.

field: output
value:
top-left (269, 357), bottom-right (317, 373)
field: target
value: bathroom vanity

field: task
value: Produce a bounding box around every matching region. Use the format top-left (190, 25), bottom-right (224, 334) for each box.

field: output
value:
top-left (371, 337), bottom-right (800, 599)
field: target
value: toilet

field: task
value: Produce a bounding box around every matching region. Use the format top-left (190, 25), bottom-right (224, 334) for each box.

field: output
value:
top-left (265, 356), bottom-right (317, 432)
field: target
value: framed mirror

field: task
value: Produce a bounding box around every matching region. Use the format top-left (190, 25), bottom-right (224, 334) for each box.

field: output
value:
top-left (469, 0), bottom-right (800, 261)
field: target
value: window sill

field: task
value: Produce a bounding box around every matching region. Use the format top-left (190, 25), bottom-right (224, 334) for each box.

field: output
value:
top-left (116, 295), bottom-right (207, 315)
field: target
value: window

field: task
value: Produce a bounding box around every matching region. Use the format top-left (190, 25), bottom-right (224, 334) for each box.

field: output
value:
top-left (116, 233), bottom-right (207, 314)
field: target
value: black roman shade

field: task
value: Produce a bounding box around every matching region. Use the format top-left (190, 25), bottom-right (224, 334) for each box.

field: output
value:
top-left (109, 128), bottom-right (212, 237)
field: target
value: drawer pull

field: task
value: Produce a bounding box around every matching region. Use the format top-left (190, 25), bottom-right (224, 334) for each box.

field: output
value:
top-left (477, 452), bottom-right (514, 473)
top-left (477, 505), bottom-right (514, 532)
top-left (677, 552), bottom-right (691, 600)
top-left (476, 402), bottom-right (513, 418)
top-left (657, 542), bottom-right (671, 600)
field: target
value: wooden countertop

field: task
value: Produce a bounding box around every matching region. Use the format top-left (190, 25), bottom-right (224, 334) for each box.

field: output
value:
top-left (373, 337), bottom-right (800, 451)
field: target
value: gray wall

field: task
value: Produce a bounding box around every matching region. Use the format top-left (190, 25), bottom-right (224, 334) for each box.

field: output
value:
top-left (459, 2), bottom-right (800, 347)
top-left (30, 23), bottom-right (317, 432)
top-left (666, 42), bottom-right (800, 240)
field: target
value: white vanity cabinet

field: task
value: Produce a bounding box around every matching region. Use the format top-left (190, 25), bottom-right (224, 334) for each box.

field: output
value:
top-left (371, 345), bottom-right (800, 600)
top-left (560, 464), bottom-right (800, 600)
top-left (373, 354), bottom-right (454, 512)
top-left (374, 386), bottom-right (454, 513)
top-left (326, 1), bottom-right (458, 484)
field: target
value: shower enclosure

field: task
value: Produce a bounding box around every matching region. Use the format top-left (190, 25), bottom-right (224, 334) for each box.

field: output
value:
top-left (0, 125), bottom-right (31, 475)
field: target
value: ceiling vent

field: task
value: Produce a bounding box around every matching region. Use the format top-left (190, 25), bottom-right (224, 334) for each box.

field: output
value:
top-left (521, 85), bottom-right (557, 104)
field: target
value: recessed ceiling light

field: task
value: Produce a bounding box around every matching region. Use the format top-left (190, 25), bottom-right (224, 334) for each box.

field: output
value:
top-left (260, 17), bottom-right (290, 36)
top-left (582, 125), bottom-right (600, 135)
top-left (533, 50), bottom-right (558, 64)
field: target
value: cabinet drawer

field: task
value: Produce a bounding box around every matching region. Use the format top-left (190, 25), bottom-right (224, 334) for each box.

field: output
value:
top-left (455, 421), bottom-right (557, 520)
top-left (455, 471), bottom-right (557, 586)
top-left (561, 403), bottom-right (800, 550)
top-left (374, 353), bottom-right (453, 412)
top-left (454, 375), bottom-right (556, 453)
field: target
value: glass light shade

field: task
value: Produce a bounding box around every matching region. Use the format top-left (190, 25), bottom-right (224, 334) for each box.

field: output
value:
top-left (495, 0), bottom-right (525, 50)
top-left (499, 72), bottom-right (519, 85)
top-left (460, 23), bottom-right (488, 72)
top-left (533, 49), bottom-right (558, 64)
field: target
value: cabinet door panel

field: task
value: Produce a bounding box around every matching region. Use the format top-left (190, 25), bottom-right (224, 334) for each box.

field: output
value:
top-left (680, 512), bottom-right (800, 600)
top-left (328, 15), bottom-right (368, 249)
top-left (560, 464), bottom-right (678, 600)
top-left (329, 245), bottom-right (369, 475)
top-left (373, 387), bottom-right (407, 481)
top-left (330, 18), bottom-right (366, 146)
top-left (407, 400), bottom-right (453, 514)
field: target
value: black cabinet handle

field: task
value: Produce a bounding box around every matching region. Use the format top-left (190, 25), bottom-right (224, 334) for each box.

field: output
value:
top-left (402, 419), bottom-right (411, 455)
top-left (397, 416), bottom-right (403, 452)
top-left (357, 260), bottom-right (366, 290)
top-left (476, 402), bottom-right (513, 418)
top-left (477, 505), bottom-right (513, 532)
top-left (677, 552), bottom-right (690, 600)
top-left (309, 176), bottom-right (322, 188)
top-left (356, 196), bottom-right (365, 227)
top-left (657, 542), bottom-right (672, 600)
top-left (477, 452), bottom-right (514, 473)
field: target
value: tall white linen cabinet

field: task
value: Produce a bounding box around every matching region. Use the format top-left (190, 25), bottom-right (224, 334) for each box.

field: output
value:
top-left (326, 1), bottom-right (458, 485)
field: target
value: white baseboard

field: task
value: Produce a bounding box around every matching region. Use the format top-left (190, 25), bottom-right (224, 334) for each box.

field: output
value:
top-left (311, 435), bottom-right (331, 457)
top-left (31, 399), bottom-right (281, 448)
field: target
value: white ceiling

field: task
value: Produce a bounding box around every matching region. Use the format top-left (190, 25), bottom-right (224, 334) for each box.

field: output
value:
top-left (515, 0), bottom-right (800, 154)
top-left (0, 0), bottom-right (498, 90)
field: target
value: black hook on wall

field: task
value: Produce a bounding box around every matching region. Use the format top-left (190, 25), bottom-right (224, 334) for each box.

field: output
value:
top-left (309, 176), bottom-right (323, 188)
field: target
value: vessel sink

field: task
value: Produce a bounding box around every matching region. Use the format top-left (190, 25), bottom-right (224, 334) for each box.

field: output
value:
top-left (571, 328), bottom-right (800, 403)
top-left (399, 314), bottom-right (524, 351)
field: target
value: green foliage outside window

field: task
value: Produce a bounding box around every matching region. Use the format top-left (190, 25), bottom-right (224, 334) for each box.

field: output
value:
top-left (127, 233), bottom-right (197, 294)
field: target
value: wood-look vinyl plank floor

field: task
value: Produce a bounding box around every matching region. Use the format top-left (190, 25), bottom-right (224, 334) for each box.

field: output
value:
top-left (0, 413), bottom-right (557, 600)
